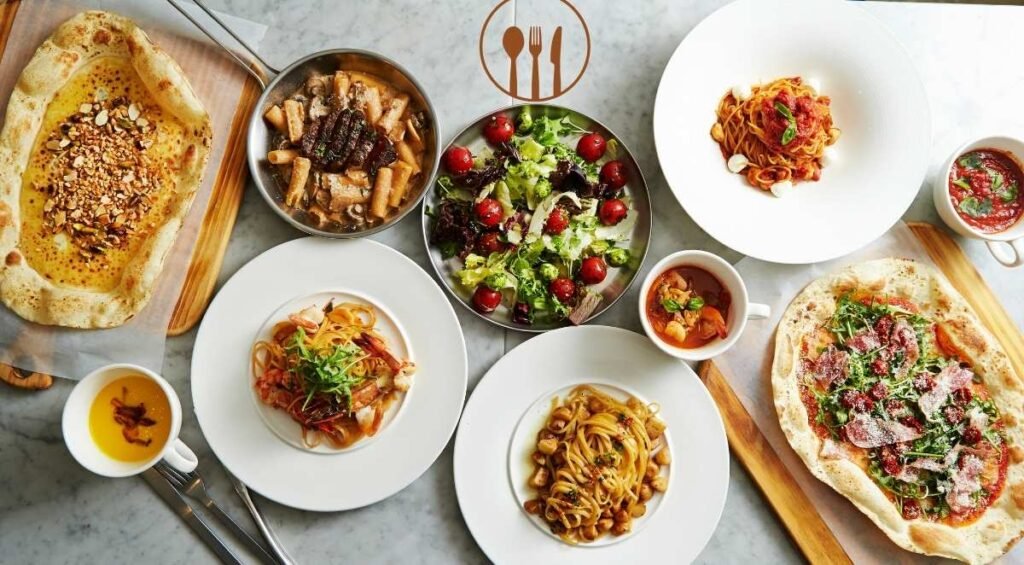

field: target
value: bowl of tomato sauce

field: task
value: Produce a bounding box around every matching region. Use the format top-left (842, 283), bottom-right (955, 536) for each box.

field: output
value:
top-left (638, 250), bottom-right (770, 361)
top-left (934, 136), bottom-right (1024, 267)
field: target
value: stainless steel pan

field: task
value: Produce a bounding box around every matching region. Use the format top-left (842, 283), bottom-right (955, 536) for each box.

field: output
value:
top-left (167, 0), bottom-right (440, 238)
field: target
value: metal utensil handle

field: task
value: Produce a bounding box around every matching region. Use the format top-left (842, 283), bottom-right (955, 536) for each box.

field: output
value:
top-left (142, 470), bottom-right (244, 565)
top-left (231, 476), bottom-right (296, 565)
top-left (206, 501), bottom-right (279, 565)
top-left (165, 0), bottom-right (277, 88)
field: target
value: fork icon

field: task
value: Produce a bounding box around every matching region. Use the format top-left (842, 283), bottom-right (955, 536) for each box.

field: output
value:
top-left (528, 26), bottom-right (542, 101)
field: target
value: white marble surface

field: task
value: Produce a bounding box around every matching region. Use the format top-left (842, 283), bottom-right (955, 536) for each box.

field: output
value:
top-left (2, 1), bottom-right (1024, 563)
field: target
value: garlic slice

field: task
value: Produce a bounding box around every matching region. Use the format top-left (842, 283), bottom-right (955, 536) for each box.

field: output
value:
top-left (727, 154), bottom-right (749, 173)
top-left (731, 84), bottom-right (752, 102)
top-left (770, 180), bottom-right (794, 198)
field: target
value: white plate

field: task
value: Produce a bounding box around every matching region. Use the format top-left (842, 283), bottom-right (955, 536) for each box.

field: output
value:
top-left (454, 326), bottom-right (728, 563)
top-left (192, 238), bottom-right (467, 511)
top-left (653, 0), bottom-right (931, 264)
top-left (249, 289), bottom-right (413, 455)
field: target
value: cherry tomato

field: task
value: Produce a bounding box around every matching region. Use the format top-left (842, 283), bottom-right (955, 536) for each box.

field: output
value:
top-left (579, 256), bottom-right (607, 285)
top-left (600, 160), bottom-right (628, 189)
top-left (472, 285), bottom-right (502, 313)
top-left (444, 146), bottom-right (474, 175)
top-left (576, 132), bottom-right (607, 162)
top-left (549, 278), bottom-right (576, 303)
top-left (544, 207), bottom-right (570, 235)
top-left (476, 231), bottom-right (504, 255)
top-left (599, 198), bottom-right (628, 225)
top-left (483, 114), bottom-right (515, 145)
top-left (474, 198), bottom-right (503, 227)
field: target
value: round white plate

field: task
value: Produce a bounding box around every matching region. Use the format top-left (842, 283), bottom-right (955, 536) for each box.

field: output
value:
top-left (249, 289), bottom-right (413, 455)
top-left (653, 0), bottom-right (931, 264)
top-left (454, 326), bottom-right (728, 563)
top-left (192, 238), bottom-right (467, 511)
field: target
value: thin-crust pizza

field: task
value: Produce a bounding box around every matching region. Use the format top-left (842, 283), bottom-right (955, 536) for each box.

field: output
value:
top-left (773, 258), bottom-right (1024, 563)
top-left (0, 11), bottom-right (212, 328)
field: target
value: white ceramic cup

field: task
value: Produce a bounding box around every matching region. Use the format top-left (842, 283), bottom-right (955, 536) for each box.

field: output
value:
top-left (639, 250), bottom-right (770, 361)
top-left (62, 363), bottom-right (197, 478)
top-left (933, 135), bottom-right (1024, 267)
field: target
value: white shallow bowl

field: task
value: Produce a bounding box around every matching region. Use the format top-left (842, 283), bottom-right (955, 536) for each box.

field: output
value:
top-left (932, 135), bottom-right (1024, 267)
top-left (454, 326), bottom-right (729, 563)
top-left (192, 238), bottom-right (467, 511)
top-left (249, 289), bottom-right (413, 454)
top-left (654, 0), bottom-right (931, 264)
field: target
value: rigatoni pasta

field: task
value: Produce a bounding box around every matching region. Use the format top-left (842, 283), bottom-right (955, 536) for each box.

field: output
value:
top-left (263, 67), bottom-right (431, 233)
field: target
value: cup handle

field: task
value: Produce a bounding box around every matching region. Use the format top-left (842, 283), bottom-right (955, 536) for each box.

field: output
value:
top-left (747, 302), bottom-right (771, 320)
top-left (986, 238), bottom-right (1024, 268)
top-left (162, 438), bottom-right (198, 473)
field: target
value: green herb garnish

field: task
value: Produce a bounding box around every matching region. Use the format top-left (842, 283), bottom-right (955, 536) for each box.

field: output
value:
top-left (997, 183), bottom-right (1019, 204)
top-left (686, 297), bottom-right (705, 310)
top-left (958, 153), bottom-right (982, 169)
top-left (959, 196), bottom-right (993, 218)
top-left (661, 298), bottom-right (682, 313)
top-left (952, 178), bottom-right (972, 191)
top-left (285, 328), bottom-right (366, 411)
top-left (774, 101), bottom-right (798, 146)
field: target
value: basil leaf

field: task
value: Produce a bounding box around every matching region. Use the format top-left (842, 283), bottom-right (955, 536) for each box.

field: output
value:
top-left (952, 178), bottom-right (972, 191)
top-left (686, 296), bottom-right (705, 310)
top-left (781, 124), bottom-right (797, 146)
top-left (958, 153), bottom-right (982, 169)
top-left (774, 101), bottom-right (794, 121)
top-left (997, 183), bottom-right (1019, 204)
top-left (990, 171), bottom-right (1004, 191)
top-left (958, 196), bottom-right (993, 218)
top-left (661, 298), bottom-right (682, 313)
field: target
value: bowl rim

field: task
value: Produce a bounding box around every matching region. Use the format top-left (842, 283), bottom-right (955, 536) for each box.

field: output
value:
top-left (933, 134), bottom-right (1024, 242)
top-left (246, 48), bottom-right (442, 239)
top-left (419, 102), bottom-right (654, 333)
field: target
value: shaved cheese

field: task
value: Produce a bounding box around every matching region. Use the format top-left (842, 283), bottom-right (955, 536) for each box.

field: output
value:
top-left (526, 192), bottom-right (583, 237)
top-left (821, 147), bottom-right (838, 168)
top-left (731, 84), bottom-right (752, 102)
top-left (806, 77), bottom-right (822, 93)
top-left (727, 154), bottom-right (749, 173)
top-left (770, 180), bottom-right (794, 198)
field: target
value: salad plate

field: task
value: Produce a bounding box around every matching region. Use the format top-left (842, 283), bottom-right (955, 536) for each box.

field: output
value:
top-left (422, 104), bottom-right (652, 331)
top-left (454, 326), bottom-right (728, 563)
top-left (191, 237), bottom-right (467, 511)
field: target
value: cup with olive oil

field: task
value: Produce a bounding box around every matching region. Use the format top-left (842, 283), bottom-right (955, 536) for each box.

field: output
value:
top-left (63, 364), bottom-right (197, 477)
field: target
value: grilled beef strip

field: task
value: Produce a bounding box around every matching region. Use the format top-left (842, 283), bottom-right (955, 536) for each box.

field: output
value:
top-left (311, 107), bottom-right (344, 166)
top-left (348, 128), bottom-right (377, 169)
top-left (324, 109), bottom-right (354, 165)
top-left (367, 135), bottom-right (397, 177)
top-left (299, 116), bottom-right (322, 158)
top-left (334, 111), bottom-right (366, 170)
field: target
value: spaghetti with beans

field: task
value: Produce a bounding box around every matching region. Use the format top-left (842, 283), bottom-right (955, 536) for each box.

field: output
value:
top-left (711, 77), bottom-right (839, 191)
top-left (252, 301), bottom-right (415, 449)
top-left (523, 385), bottom-right (670, 544)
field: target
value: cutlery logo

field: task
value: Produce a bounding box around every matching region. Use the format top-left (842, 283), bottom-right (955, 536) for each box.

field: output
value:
top-left (479, 0), bottom-right (591, 101)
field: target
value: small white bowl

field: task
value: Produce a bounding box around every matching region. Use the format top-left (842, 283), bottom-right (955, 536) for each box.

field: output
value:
top-left (933, 135), bottom-right (1024, 267)
top-left (639, 251), bottom-right (770, 361)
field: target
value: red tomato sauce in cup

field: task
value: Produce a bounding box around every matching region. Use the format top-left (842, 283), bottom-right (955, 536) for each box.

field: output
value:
top-left (948, 149), bottom-right (1024, 233)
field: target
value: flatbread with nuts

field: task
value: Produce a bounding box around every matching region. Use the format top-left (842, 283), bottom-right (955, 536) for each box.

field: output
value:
top-left (0, 11), bottom-right (212, 328)
top-left (773, 258), bottom-right (1024, 563)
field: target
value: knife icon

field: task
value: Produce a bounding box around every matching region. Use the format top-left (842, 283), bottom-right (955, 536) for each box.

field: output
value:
top-left (550, 26), bottom-right (563, 97)
top-left (142, 469), bottom-right (244, 565)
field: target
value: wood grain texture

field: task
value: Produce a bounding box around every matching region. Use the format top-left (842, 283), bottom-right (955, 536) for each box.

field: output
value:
top-left (698, 360), bottom-right (852, 564)
top-left (907, 222), bottom-right (1024, 378)
top-left (167, 75), bottom-right (260, 336)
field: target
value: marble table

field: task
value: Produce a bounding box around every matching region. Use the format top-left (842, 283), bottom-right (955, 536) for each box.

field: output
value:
top-left (2, 1), bottom-right (1023, 563)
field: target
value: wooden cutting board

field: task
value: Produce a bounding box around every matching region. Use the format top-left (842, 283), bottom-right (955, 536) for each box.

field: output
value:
top-left (0, 1), bottom-right (262, 388)
top-left (697, 221), bottom-right (1024, 562)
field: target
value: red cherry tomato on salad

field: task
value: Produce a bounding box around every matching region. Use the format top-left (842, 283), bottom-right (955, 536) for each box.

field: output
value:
top-left (472, 285), bottom-right (502, 313)
top-left (476, 231), bottom-right (504, 255)
top-left (474, 198), bottom-right (503, 227)
top-left (544, 207), bottom-right (570, 235)
top-left (549, 278), bottom-right (576, 303)
top-left (599, 198), bottom-right (628, 225)
top-left (483, 114), bottom-right (515, 145)
top-left (579, 256), bottom-right (607, 285)
top-left (576, 132), bottom-right (607, 163)
top-left (600, 160), bottom-right (628, 189)
top-left (444, 146), bottom-right (474, 175)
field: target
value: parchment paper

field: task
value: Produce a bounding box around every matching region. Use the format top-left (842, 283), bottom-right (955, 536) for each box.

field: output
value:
top-left (717, 221), bottom-right (1023, 564)
top-left (0, 0), bottom-right (265, 380)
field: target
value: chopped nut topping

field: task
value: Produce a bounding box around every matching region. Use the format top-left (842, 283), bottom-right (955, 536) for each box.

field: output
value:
top-left (41, 94), bottom-right (159, 258)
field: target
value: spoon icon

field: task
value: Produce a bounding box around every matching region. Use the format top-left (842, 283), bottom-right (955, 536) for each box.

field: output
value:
top-left (502, 26), bottom-right (525, 99)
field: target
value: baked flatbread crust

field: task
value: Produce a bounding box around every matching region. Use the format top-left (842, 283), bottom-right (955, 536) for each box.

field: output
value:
top-left (0, 11), bottom-right (212, 328)
top-left (773, 258), bottom-right (1024, 563)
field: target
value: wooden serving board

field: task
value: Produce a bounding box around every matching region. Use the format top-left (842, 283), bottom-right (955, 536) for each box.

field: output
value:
top-left (698, 221), bottom-right (1024, 563)
top-left (0, 0), bottom-right (261, 388)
